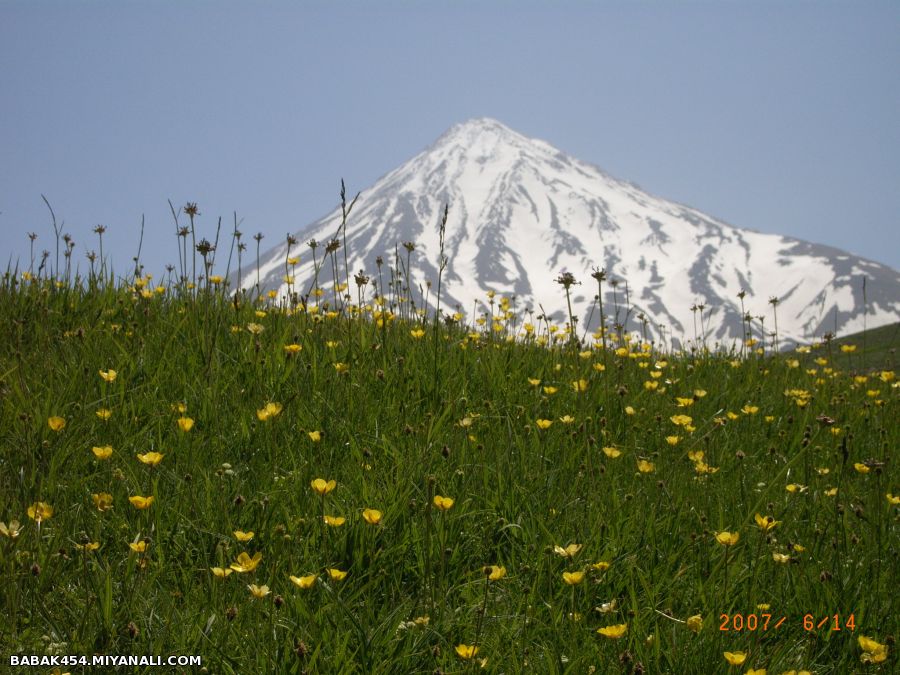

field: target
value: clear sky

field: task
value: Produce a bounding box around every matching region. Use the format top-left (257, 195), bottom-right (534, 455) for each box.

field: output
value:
top-left (2, 0), bottom-right (898, 278)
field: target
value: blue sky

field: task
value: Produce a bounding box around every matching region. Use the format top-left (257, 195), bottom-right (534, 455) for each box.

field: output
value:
top-left (2, 0), bottom-right (898, 277)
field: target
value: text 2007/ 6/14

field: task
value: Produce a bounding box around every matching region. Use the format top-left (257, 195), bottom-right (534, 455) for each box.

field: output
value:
top-left (719, 613), bottom-right (856, 632)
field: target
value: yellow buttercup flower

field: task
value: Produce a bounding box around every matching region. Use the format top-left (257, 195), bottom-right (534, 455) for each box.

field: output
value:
top-left (99, 369), bottom-right (117, 382)
top-left (128, 495), bottom-right (154, 510)
top-left (307, 430), bottom-right (322, 443)
top-left (715, 531), bottom-right (740, 546)
top-left (129, 541), bottom-right (147, 553)
top-left (95, 408), bottom-right (112, 420)
top-left (858, 635), bottom-right (888, 663)
top-left (723, 651), bottom-right (746, 665)
top-left (0, 520), bottom-right (22, 539)
top-left (136, 451), bottom-right (164, 466)
top-left (887, 493), bottom-right (900, 505)
top-left (283, 343), bottom-right (302, 354)
top-left (324, 515), bottom-right (346, 527)
top-left (559, 415), bottom-right (576, 424)
top-left (596, 623), bottom-right (628, 638)
top-left (483, 565), bottom-right (507, 581)
top-left (745, 669), bottom-right (766, 675)
top-left (230, 551), bottom-right (262, 573)
top-left (455, 644), bottom-right (479, 660)
top-left (572, 379), bottom-right (588, 393)
top-left (256, 402), bottom-right (283, 421)
top-left (233, 530), bottom-right (254, 542)
top-left (686, 614), bottom-right (703, 633)
top-left (433, 495), bottom-right (454, 511)
top-left (362, 508), bottom-right (383, 525)
top-left (602, 446), bottom-right (621, 458)
top-left (554, 543), bottom-right (582, 558)
top-left (562, 570), bottom-right (584, 585)
top-left (211, 567), bottom-right (232, 578)
top-left (410, 328), bottom-right (425, 339)
top-left (591, 561), bottom-right (610, 571)
top-left (326, 568), bottom-right (347, 581)
top-left (754, 513), bottom-right (779, 532)
top-left (637, 459), bottom-right (655, 473)
top-left (289, 574), bottom-right (317, 589)
top-left (670, 414), bottom-right (692, 427)
top-left (853, 463), bottom-right (869, 474)
top-left (177, 416), bottom-right (194, 432)
top-left (92, 445), bottom-right (113, 460)
top-left (311, 478), bottom-right (336, 495)
top-left (92, 493), bottom-right (113, 512)
top-left (27, 502), bottom-right (54, 522)
top-left (535, 419), bottom-right (553, 430)
top-left (772, 553), bottom-right (791, 563)
top-left (48, 416), bottom-right (66, 432)
top-left (248, 584), bottom-right (270, 599)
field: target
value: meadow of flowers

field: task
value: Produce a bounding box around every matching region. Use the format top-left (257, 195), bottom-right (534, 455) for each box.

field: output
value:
top-left (0, 214), bottom-right (896, 674)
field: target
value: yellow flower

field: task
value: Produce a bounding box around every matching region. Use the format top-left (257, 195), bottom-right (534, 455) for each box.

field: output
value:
top-left (92, 445), bottom-right (113, 460)
top-left (746, 669), bottom-right (766, 675)
top-left (284, 343), bottom-right (302, 354)
top-left (887, 493), bottom-right (900, 505)
top-left (785, 484), bottom-right (806, 493)
top-left (48, 416), bottom-right (66, 432)
top-left (433, 495), bottom-right (454, 511)
top-left (334, 362), bottom-right (349, 374)
top-left (853, 463), bottom-right (869, 474)
top-left (715, 531), bottom-right (740, 546)
top-left (246, 322), bottom-right (264, 334)
top-left (772, 553), bottom-right (791, 563)
top-left (129, 541), bottom-right (147, 553)
top-left (211, 567), bottom-right (232, 578)
top-left (741, 405), bottom-right (759, 415)
top-left (670, 414), bottom-right (693, 427)
top-left (311, 478), bottom-right (336, 495)
top-left (483, 565), bottom-right (507, 581)
top-left (256, 402), bottom-right (283, 421)
top-left (324, 515), bottom-right (346, 527)
top-left (92, 493), bottom-right (113, 512)
top-left (326, 568), bottom-right (347, 581)
top-left (562, 570), bottom-right (584, 585)
top-left (99, 369), bottom-right (117, 382)
top-left (543, 386), bottom-right (558, 395)
top-left (527, 377), bottom-right (541, 386)
top-left (171, 402), bottom-right (187, 414)
top-left (75, 540), bottom-right (100, 552)
top-left (362, 508), bottom-right (383, 525)
top-left (675, 397), bottom-right (694, 408)
top-left (230, 551), bottom-right (262, 573)
top-left (840, 344), bottom-right (856, 353)
top-left (535, 419), bottom-right (553, 430)
top-left (136, 451), bottom-right (164, 466)
top-left (455, 644), bottom-right (479, 660)
top-left (559, 415), bottom-right (576, 424)
top-left (572, 379), bottom-right (588, 393)
top-left (289, 574), bottom-right (317, 589)
top-left (177, 416), bottom-right (194, 432)
top-left (723, 651), bottom-right (746, 666)
top-left (686, 614), bottom-right (703, 633)
top-left (824, 487), bottom-right (838, 497)
top-left (637, 459), bottom-right (655, 473)
top-left (27, 502), bottom-right (54, 522)
top-left (410, 328), bottom-right (425, 339)
top-left (248, 584), bottom-right (270, 599)
top-left (95, 408), bottom-right (112, 420)
top-left (209, 275), bottom-right (224, 285)
top-left (754, 514), bottom-right (779, 532)
top-left (233, 530), bottom-right (254, 542)
top-left (597, 623), bottom-right (628, 638)
top-left (128, 495), bottom-right (154, 510)
top-left (624, 406), bottom-right (635, 415)
top-left (554, 543), bottom-right (582, 558)
top-left (666, 436), bottom-right (681, 446)
top-left (602, 446), bottom-right (622, 458)
top-left (307, 430), bottom-right (322, 442)
top-left (858, 635), bottom-right (888, 663)
top-left (0, 520), bottom-right (22, 539)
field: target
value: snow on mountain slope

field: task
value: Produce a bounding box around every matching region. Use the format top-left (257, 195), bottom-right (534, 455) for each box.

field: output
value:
top-left (238, 118), bottom-right (900, 347)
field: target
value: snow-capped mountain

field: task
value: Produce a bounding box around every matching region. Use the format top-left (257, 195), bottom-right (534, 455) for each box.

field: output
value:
top-left (239, 118), bottom-right (899, 346)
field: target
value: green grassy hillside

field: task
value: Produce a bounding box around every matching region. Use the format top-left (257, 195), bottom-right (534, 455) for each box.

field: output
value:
top-left (0, 271), bottom-right (895, 674)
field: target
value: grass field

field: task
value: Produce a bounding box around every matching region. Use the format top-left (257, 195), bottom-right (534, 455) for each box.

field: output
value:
top-left (0, 232), bottom-right (896, 673)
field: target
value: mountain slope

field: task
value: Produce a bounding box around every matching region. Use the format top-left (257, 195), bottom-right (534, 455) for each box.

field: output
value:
top-left (239, 118), bottom-right (900, 346)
